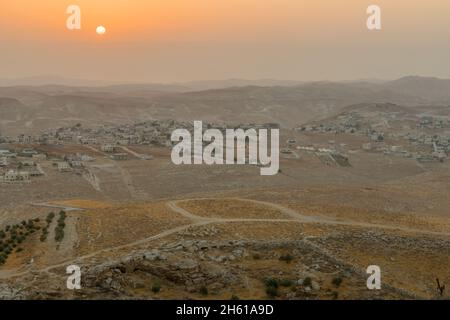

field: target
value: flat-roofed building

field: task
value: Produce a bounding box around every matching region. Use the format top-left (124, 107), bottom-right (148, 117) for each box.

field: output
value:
top-left (32, 154), bottom-right (47, 161)
top-left (0, 150), bottom-right (15, 158)
top-left (101, 144), bottom-right (116, 153)
top-left (19, 160), bottom-right (35, 167)
top-left (110, 153), bottom-right (128, 161)
top-left (0, 157), bottom-right (8, 166)
top-left (57, 161), bottom-right (72, 172)
top-left (1, 170), bottom-right (30, 183)
top-left (20, 149), bottom-right (38, 157)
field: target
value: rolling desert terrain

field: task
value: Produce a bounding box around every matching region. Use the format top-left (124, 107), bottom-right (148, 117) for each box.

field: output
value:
top-left (0, 77), bottom-right (449, 300)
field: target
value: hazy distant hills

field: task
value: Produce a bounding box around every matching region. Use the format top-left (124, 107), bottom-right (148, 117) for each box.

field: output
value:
top-left (1, 76), bottom-right (450, 136)
top-left (385, 76), bottom-right (450, 103)
top-left (0, 76), bottom-right (304, 92)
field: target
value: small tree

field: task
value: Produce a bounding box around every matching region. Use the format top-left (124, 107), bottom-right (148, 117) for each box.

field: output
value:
top-left (303, 277), bottom-right (312, 287)
top-left (46, 212), bottom-right (55, 223)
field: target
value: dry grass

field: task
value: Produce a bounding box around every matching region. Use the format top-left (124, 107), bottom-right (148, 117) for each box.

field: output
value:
top-left (287, 203), bottom-right (450, 233)
top-left (178, 199), bottom-right (291, 220)
top-left (317, 231), bottom-right (450, 299)
top-left (76, 201), bottom-right (191, 253)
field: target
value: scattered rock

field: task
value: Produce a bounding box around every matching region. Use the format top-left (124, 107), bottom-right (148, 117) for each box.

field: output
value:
top-left (174, 259), bottom-right (199, 270)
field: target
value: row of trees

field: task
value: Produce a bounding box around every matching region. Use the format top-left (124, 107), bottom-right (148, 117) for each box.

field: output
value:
top-left (40, 210), bottom-right (66, 243)
top-left (54, 211), bottom-right (66, 242)
top-left (40, 212), bottom-right (55, 242)
top-left (0, 218), bottom-right (41, 265)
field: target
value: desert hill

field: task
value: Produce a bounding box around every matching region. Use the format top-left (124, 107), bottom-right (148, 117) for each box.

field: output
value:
top-left (1, 76), bottom-right (450, 136)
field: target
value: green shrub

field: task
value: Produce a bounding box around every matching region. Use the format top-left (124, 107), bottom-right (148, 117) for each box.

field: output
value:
top-left (230, 295), bottom-right (240, 300)
top-left (279, 254), bottom-right (294, 263)
top-left (265, 285), bottom-right (278, 298)
top-left (46, 212), bottom-right (55, 223)
top-left (332, 277), bottom-right (343, 288)
top-left (151, 283), bottom-right (161, 293)
top-left (280, 279), bottom-right (294, 287)
top-left (265, 278), bottom-right (279, 289)
top-left (303, 277), bottom-right (312, 287)
top-left (199, 286), bottom-right (208, 296)
top-left (264, 278), bottom-right (280, 298)
top-left (54, 229), bottom-right (64, 242)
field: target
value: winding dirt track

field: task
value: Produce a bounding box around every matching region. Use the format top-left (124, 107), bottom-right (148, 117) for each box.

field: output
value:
top-left (1, 198), bottom-right (449, 281)
top-left (170, 198), bottom-right (450, 237)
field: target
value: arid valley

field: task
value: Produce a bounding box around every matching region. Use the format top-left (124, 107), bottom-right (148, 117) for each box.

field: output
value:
top-left (0, 77), bottom-right (449, 300)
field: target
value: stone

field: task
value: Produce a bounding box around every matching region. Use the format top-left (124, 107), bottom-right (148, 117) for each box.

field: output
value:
top-left (144, 250), bottom-right (166, 261)
top-left (232, 248), bottom-right (244, 257)
top-left (311, 281), bottom-right (321, 291)
top-left (174, 259), bottom-right (199, 270)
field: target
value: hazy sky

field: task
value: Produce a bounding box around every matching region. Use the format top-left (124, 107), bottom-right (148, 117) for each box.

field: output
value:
top-left (1, 0), bottom-right (450, 83)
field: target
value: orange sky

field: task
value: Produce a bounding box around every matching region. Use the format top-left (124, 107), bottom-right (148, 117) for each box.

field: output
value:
top-left (1, 0), bottom-right (450, 82)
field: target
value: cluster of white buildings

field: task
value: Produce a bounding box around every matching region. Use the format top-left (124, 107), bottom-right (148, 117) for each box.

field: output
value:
top-left (0, 147), bottom-right (47, 183)
top-left (0, 170), bottom-right (30, 184)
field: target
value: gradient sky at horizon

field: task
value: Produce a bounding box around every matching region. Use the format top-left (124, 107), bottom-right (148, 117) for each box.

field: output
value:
top-left (1, 0), bottom-right (450, 82)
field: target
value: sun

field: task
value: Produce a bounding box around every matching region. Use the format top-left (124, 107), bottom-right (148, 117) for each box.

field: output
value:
top-left (96, 25), bottom-right (106, 35)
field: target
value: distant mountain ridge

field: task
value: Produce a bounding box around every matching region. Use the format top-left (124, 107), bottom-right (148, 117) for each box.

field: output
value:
top-left (1, 76), bottom-right (450, 136)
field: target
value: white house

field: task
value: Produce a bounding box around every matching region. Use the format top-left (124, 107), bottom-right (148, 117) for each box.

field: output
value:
top-left (1, 170), bottom-right (30, 183)
top-left (0, 157), bottom-right (8, 166)
top-left (57, 162), bottom-right (72, 172)
top-left (101, 144), bottom-right (116, 153)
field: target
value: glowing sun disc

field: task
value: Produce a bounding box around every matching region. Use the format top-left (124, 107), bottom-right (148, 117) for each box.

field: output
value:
top-left (96, 26), bottom-right (106, 35)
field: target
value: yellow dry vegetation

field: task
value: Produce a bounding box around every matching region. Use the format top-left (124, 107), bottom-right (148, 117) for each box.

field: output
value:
top-left (76, 201), bottom-right (191, 253)
top-left (287, 203), bottom-right (450, 233)
top-left (329, 234), bottom-right (450, 299)
top-left (178, 199), bottom-right (290, 220)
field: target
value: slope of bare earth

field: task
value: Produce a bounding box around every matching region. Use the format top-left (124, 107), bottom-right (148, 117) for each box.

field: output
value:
top-left (0, 193), bottom-right (448, 300)
top-left (2, 139), bottom-right (450, 215)
top-left (0, 130), bottom-right (450, 299)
